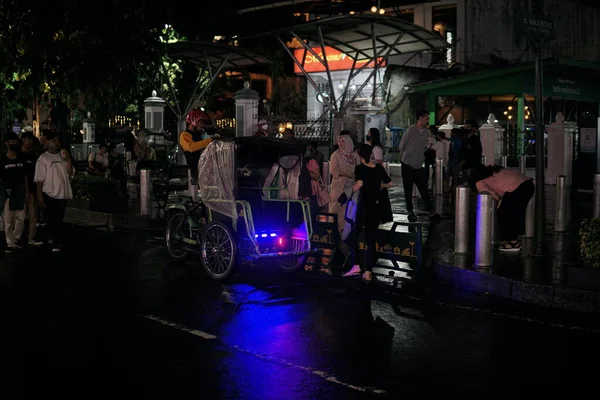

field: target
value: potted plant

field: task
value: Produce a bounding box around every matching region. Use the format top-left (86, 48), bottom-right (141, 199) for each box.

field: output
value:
top-left (568, 218), bottom-right (600, 290)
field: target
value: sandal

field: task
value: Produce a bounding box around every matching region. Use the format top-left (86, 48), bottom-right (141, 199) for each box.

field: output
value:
top-left (343, 265), bottom-right (361, 277)
top-left (499, 241), bottom-right (521, 252)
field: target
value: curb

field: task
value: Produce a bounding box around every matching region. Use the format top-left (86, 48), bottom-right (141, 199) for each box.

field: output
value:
top-left (433, 261), bottom-right (600, 314)
top-left (64, 207), bottom-right (165, 232)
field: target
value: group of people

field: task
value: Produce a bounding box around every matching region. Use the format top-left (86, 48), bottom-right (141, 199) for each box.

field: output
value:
top-left (0, 130), bottom-right (74, 253)
top-left (400, 110), bottom-right (534, 252)
top-left (177, 107), bottom-right (534, 282)
top-left (327, 128), bottom-right (391, 281)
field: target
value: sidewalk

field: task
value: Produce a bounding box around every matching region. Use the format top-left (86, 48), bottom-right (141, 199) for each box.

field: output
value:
top-left (426, 185), bottom-right (600, 314)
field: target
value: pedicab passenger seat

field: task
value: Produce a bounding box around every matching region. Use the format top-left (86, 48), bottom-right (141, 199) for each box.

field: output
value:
top-left (237, 175), bottom-right (265, 227)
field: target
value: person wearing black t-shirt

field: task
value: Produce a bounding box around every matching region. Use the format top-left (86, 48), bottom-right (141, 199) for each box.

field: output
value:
top-left (343, 144), bottom-right (393, 281)
top-left (1, 132), bottom-right (29, 251)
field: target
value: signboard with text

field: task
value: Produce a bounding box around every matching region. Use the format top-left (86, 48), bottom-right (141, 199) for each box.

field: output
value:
top-left (580, 127), bottom-right (597, 154)
top-left (520, 13), bottom-right (555, 38)
top-left (293, 46), bottom-right (386, 74)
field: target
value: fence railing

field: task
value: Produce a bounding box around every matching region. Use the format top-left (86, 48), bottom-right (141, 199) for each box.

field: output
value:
top-left (258, 114), bottom-right (331, 143)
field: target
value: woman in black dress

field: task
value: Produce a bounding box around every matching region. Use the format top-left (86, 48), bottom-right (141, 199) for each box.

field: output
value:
top-left (343, 144), bottom-right (393, 281)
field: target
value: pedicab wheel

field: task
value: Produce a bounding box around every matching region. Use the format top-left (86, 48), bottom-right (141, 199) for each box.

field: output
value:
top-left (277, 255), bottom-right (306, 272)
top-left (201, 221), bottom-right (237, 281)
top-left (277, 237), bottom-right (308, 272)
top-left (165, 211), bottom-right (190, 262)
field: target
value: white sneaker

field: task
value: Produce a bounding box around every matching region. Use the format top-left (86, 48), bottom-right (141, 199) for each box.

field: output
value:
top-left (29, 239), bottom-right (43, 246)
top-left (52, 247), bottom-right (61, 253)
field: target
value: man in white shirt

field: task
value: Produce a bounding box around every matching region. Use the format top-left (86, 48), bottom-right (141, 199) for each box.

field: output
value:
top-left (397, 109), bottom-right (437, 221)
top-left (34, 132), bottom-right (74, 253)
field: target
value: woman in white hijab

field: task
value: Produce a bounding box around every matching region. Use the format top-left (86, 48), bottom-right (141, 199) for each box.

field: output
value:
top-left (329, 131), bottom-right (359, 233)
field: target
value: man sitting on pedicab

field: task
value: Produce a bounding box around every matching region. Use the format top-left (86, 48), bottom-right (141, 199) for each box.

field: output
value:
top-left (179, 109), bottom-right (214, 184)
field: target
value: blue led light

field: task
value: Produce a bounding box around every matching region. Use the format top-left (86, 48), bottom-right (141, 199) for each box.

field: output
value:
top-left (261, 234), bottom-right (268, 238)
top-left (270, 233), bottom-right (277, 237)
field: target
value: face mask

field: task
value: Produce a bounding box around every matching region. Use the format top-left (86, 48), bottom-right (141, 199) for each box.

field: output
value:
top-left (366, 135), bottom-right (371, 142)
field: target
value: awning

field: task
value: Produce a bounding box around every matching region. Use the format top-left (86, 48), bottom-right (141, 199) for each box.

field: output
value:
top-left (242, 14), bottom-right (449, 113)
top-left (167, 41), bottom-right (271, 69)
top-left (244, 14), bottom-right (449, 60)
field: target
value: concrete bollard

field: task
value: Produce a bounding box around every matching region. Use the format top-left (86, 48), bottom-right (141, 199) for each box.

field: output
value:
top-left (554, 175), bottom-right (568, 232)
top-left (435, 194), bottom-right (444, 215)
top-left (481, 156), bottom-right (487, 165)
top-left (520, 155), bottom-right (527, 174)
top-left (188, 170), bottom-right (199, 202)
top-left (501, 155), bottom-right (508, 168)
top-left (594, 173), bottom-right (600, 219)
top-left (474, 192), bottom-right (494, 267)
top-left (435, 157), bottom-right (444, 195)
top-left (140, 168), bottom-right (151, 216)
top-left (524, 191), bottom-right (535, 238)
top-left (454, 185), bottom-right (470, 254)
top-left (428, 164), bottom-right (434, 189)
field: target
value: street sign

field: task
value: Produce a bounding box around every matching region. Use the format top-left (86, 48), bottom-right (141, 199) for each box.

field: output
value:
top-left (520, 13), bottom-right (555, 38)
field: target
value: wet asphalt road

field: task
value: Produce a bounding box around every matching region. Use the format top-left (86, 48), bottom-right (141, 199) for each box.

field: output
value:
top-left (1, 225), bottom-right (599, 399)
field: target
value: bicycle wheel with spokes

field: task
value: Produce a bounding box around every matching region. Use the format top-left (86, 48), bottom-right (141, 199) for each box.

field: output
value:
top-left (165, 211), bottom-right (191, 262)
top-left (200, 221), bottom-right (237, 280)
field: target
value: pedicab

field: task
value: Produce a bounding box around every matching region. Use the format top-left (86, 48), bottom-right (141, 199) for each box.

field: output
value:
top-left (164, 136), bottom-right (321, 280)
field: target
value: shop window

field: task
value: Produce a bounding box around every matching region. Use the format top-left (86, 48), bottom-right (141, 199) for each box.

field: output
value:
top-left (432, 4), bottom-right (457, 64)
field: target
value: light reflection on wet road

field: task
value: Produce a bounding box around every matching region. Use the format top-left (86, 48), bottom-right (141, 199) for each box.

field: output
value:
top-left (0, 225), bottom-right (599, 399)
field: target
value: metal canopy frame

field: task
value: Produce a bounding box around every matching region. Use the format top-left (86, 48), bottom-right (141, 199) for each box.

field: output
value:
top-left (143, 41), bottom-right (271, 122)
top-left (244, 14), bottom-right (449, 113)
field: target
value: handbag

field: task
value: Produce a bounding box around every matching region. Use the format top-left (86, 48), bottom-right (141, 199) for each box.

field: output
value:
top-left (316, 179), bottom-right (330, 207)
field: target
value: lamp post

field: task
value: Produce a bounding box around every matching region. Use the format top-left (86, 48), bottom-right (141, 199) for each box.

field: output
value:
top-left (520, 12), bottom-right (555, 256)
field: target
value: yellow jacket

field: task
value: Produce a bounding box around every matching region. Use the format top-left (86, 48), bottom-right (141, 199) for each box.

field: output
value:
top-left (179, 131), bottom-right (213, 153)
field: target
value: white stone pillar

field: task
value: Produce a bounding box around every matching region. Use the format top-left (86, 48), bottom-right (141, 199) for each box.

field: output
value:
top-left (438, 113), bottom-right (457, 138)
top-left (546, 112), bottom-right (575, 185)
top-left (143, 90), bottom-right (166, 132)
top-left (479, 113), bottom-right (504, 166)
top-left (83, 112), bottom-right (95, 143)
top-left (234, 81), bottom-right (259, 137)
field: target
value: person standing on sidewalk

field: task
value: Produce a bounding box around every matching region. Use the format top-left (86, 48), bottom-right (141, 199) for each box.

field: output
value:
top-left (34, 132), bottom-right (74, 253)
top-left (0, 132), bottom-right (29, 252)
top-left (398, 110), bottom-right (437, 222)
top-left (343, 144), bottom-right (393, 281)
top-left (20, 131), bottom-right (43, 246)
